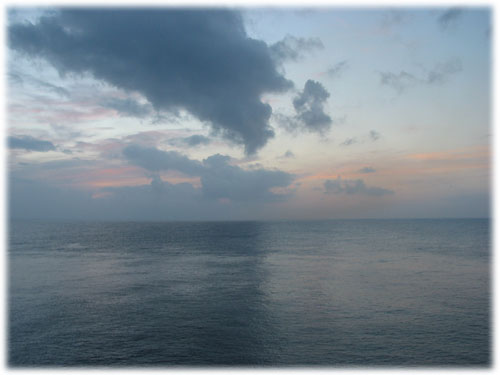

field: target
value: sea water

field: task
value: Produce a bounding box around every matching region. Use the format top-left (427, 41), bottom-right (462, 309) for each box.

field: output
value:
top-left (8, 219), bottom-right (490, 366)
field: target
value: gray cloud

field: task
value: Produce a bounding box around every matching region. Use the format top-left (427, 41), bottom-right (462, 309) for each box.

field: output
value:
top-left (122, 144), bottom-right (204, 176)
top-left (369, 130), bottom-right (381, 141)
top-left (291, 80), bottom-right (332, 134)
top-left (33, 78), bottom-right (71, 98)
top-left (274, 80), bottom-right (332, 135)
top-left (327, 60), bottom-right (349, 79)
top-left (424, 58), bottom-right (462, 84)
top-left (339, 131), bottom-right (379, 146)
top-left (9, 70), bottom-right (70, 97)
top-left (379, 71), bottom-right (418, 93)
top-left (102, 176), bottom-right (201, 202)
top-left (9, 174), bottom-right (207, 221)
top-left (8, 72), bottom-right (23, 85)
top-left (168, 135), bottom-right (211, 147)
top-left (102, 97), bottom-right (153, 118)
top-left (9, 8), bottom-right (294, 154)
top-left (277, 150), bottom-right (295, 159)
top-left (379, 58), bottom-right (462, 93)
top-left (324, 176), bottom-right (394, 196)
top-left (123, 144), bottom-right (295, 202)
top-left (201, 154), bottom-right (294, 202)
top-left (358, 167), bottom-right (376, 174)
top-left (9, 135), bottom-right (56, 152)
top-left (380, 10), bottom-right (408, 29)
top-left (270, 35), bottom-right (323, 63)
top-left (438, 8), bottom-right (463, 30)
top-left (340, 137), bottom-right (357, 146)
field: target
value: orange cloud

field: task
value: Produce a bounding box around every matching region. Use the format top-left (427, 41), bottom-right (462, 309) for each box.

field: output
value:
top-left (406, 145), bottom-right (489, 162)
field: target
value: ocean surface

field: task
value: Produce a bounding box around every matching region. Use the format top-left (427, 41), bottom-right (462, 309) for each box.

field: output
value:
top-left (8, 219), bottom-right (490, 367)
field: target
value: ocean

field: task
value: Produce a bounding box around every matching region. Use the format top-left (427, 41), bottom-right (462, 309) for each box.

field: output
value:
top-left (8, 219), bottom-right (490, 366)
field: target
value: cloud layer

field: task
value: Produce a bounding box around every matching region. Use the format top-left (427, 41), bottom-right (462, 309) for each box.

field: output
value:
top-left (9, 8), bottom-right (294, 154)
top-left (324, 176), bottom-right (394, 196)
top-left (123, 144), bottom-right (295, 202)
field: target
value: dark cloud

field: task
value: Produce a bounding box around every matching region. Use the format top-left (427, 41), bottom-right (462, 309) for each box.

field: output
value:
top-left (369, 130), bottom-right (381, 141)
top-left (270, 35), bottom-right (323, 63)
top-left (102, 97), bottom-right (152, 118)
top-left (201, 154), bottom-right (295, 202)
top-left (438, 8), bottom-right (463, 30)
top-left (9, 176), bottom-right (95, 220)
top-left (9, 135), bottom-right (56, 152)
top-left (327, 60), bottom-right (348, 78)
top-left (358, 167), bottom-right (376, 174)
top-left (291, 80), bottom-right (332, 134)
top-left (9, 8), bottom-right (294, 154)
top-left (9, 171), bottom-right (294, 221)
top-left (340, 137), bottom-right (357, 146)
top-left (9, 174), bottom-right (206, 221)
top-left (379, 58), bottom-right (462, 93)
top-left (123, 144), bottom-right (295, 202)
top-left (168, 134), bottom-right (211, 147)
top-left (103, 176), bottom-right (201, 202)
top-left (324, 176), bottom-right (394, 196)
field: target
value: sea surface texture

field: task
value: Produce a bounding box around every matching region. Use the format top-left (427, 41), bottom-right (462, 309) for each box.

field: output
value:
top-left (9, 219), bottom-right (490, 366)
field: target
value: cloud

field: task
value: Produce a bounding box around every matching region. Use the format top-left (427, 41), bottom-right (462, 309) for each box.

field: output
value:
top-left (291, 79), bottom-right (332, 134)
top-left (123, 144), bottom-right (295, 202)
top-left (201, 154), bottom-right (295, 202)
top-left (327, 60), bottom-right (349, 79)
top-left (340, 137), bottom-right (357, 146)
top-left (8, 72), bottom-right (23, 85)
top-left (8, 135), bottom-right (56, 152)
top-left (380, 10), bottom-right (408, 29)
top-left (358, 167), bottom-right (376, 173)
top-left (339, 131), bottom-right (378, 146)
top-left (277, 150), bottom-right (295, 159)
top-left (101, 97), bottom-right (152, 118)
top-left (9, 71), bottom-right (70, 97)
top-left (168, 135), bottom-right (211, 147)
top-left (9, 174), bottom-right (207, 221)
top-left (379, 71), bottom-right (418, 93)
top-left (32, 78), bottom-right (71, 98)
top-left (438, 8), bottom-right (463, 30)
top-left (324, 176), bottom-right (394, 196)
top-left (122, 144), bottom-right (204, 176)
top-left (9, 8), bottom-right (294, 154)
top-left (369, 130), bottom-right (381, 141)
top-left (379, 58), bottom-right (462, 93)
top-left (424, 58), bottom-right (462, 84)
top-left (270, 35), bottom-right (323, 63)
top-left (103, 175), bottom-right (200, 201)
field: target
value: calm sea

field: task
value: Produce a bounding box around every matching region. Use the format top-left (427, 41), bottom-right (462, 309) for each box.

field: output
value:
top-left (8, 219), bottom-right (490, 366)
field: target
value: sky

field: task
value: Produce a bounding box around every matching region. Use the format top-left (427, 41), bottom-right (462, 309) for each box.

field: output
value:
top-left (6, 6), bottom-right (491, 221)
